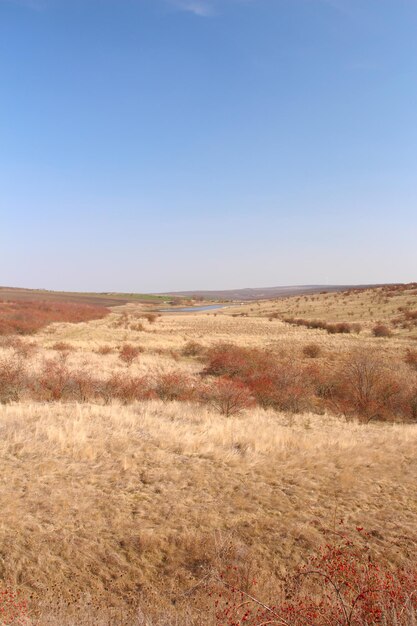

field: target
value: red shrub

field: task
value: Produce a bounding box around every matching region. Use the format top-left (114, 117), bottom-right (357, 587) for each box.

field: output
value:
top-left (405, 349), bottom-right (417, 370)
top-left (14, 340), bottom-right (38, 360)
top-left (0, 300), bottom-right (109, 336)
top-left (181, 340), bottom-right (204, 357)
top-left (153, 371), bottom-right (196, 402)
top-left (212, 525), bottom-right (417, 626)
top-left (100, 373), bottom-right (153, 404)
top-left (0, 355), bottom-right (27, 403)
top-left (373, 323), bottom-right (392, 337)
top-left (33, 357), bottom-right (74, 402)
top-left (119, 343), bottom-right (142, 366)
top-left (130, 322), bottom-right (145, 332)
top-left (247, 361), bottom-right (314, 413)
top-left (285, 318), bottom-right (352, 334)
top-left (201, 377), bottom-right (254, 416)
top-left (327, 322), bottom-right (352, 334)
top-left (52, 341), bottom-right (74, 353)
top-left (408, 387), bottom-right (417, 422)
top-left (203, 344), bottom-right (274, 379)
top-left (329, 350), bottom-right (403, 422)
top-left (303, 343), bottom-right (321, 358)
top-left (0, 336), bottom-right (38, 359)
top-left (144, 313), bottom-right (158, 324)
top-left (96, 344), bottom-right (113, 355)
top-left (66, 369), bottom-right (98, 402)
top-left (203, 345), bottom-right (315, 413)
top-left (0, 584), bottom-right (29, 625)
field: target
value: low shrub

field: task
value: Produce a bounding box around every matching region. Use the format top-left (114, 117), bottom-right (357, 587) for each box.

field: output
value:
top-left (212, 525), bottom-right (417, 626)
top-left (202, 344), bottom-right (314, 414)
top-left (405, 349), bottom-right (417, 370)
top-left (0, 300), bottom-right (109, 336)
top-left (119, 344), bottom-right (141, 366)
top-left (247, 361), bottom-right (315, 413)
top-left (408, 387), bottom-right (417, 422)
top-left (201, 377), bottom-right (254, 416)
top-left (303, 343), bottom-right (321, 358)
top-left (96, 344), bottom-right (113, 355)
top-left (130, 322), bottom-right (145, 332)
top-left (52, 341), bottom-right (74, 352)
top-left (373, 323), bottom-right (392, 337)
top-left (2, 337), bottom-right (38, 359)
top-left (144, 313), bottom-right (158, 324)
top-left (99, 373), bottom-right (153, 405)
top-left (181, 340), bottom-right (204, 357)
top-left (0, 584), bottom-right (29, 625)
top-left (202, 344), bottom-right (274, 379)
top-left (153, 371), bottom-right (196, 402)
top-left (285, 317), bottom-right (352, 334)
top-left (329, 349), bottom-right (407, 422)
top-left (326, 322), bottom-right (352, 334)
top-left (32, 357), bottom-right (75, 402)
top-left (0, 355), bottom-right (27, 403)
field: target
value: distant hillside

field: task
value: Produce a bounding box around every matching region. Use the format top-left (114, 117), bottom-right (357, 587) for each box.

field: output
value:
top-left (160, 284), bottom-right (381, 302)
top-left (0, 284), bottom-right (387, 306)
top-left (0, 287), bottom-right (169, 307)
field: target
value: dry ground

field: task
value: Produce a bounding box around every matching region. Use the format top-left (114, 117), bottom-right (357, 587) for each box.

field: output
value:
top-left (225, 283), bottom-right (417, 338)
top-left (1, 402), bottom-right (416, 622)
top-left (0, 286), bottom-right (416, 623)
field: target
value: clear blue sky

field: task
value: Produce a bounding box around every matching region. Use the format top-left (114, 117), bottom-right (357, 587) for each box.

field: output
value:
top-left (1, 0), bottom-right (416, 292)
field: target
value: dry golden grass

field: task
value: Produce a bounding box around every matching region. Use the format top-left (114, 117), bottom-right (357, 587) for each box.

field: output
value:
top-left (1, 401), bottom-right (417, 619)
top-left (0, 286), bottom-right (416, 623)
top-left (226, 284), bottom-right (417, 338)
top-left (3, 284), bottom-right (417, 357)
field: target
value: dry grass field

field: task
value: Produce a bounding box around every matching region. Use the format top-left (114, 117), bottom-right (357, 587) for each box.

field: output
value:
top-left (227, 283), bottom-right (417, 339)
top-left (0, 284), bottom-right (416, 624)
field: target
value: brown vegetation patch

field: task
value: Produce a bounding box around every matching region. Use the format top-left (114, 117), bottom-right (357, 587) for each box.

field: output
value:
top-left (0, 300), bottom-right (109, 336)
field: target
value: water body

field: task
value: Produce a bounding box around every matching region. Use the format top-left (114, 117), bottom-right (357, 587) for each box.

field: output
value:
top-left (158, 304), bottom-right (229, 313)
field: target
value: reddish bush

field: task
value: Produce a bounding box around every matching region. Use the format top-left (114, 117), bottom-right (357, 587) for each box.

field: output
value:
top-left (32, 358), bottom-right (100, 402)
top-left (52, 341), bottom-right (74, 353)
top-left (181, 340), bottom-right (204, 357)
top-left (14, 341), bottom-right (38, 360)
top-left (247, 361), bottom-right (314, 413)
top-left (303, 343), bottom-right (321, 358)
top-left (372, 323), bottom-right (392, 337)
top-left (212, 525), bottom-right (417, 626)
top-left (405, 349), bottom-right (417, 370)
top-left (0, 336), bottom-right (38, 359)
top-left (330, 350), bottom-right (403, 422)
top-left (201, 377), bottom-right (254, 417)
top-left (144, 313), bottom-right (158, 324)
top-left (100, 373), bottom-right (153, 405)
top-left (130, 322), bottom-right (145, 332)
top-left (153, 371), bottom-right (196, 402)
top-left (33, 357), bottom-right (74, 402)
top-left (0, 584), bottom-right (29, 625)
top-left (0, 300), bottom-right (109, 336)
top-left (203, 345), bottom-right (316, 413)
top-left (327, 322), bottom-right (352, 334)
top-left (408, 387), bottom-right (417, 422)
top-left (119, 344), bottom-right (141, 366)
top-left (96, 344), bottom-right (113, 355)
top-left (285, 318), bottom-right (352, 334)
top-left (203, 344), bottom-right (274, 379)
top-left (0, 356), bottom-right (27, 403)
top-left (66, 369), bottom-right (98, 402)
top-left (0, 336), bottom-right (24, 350)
